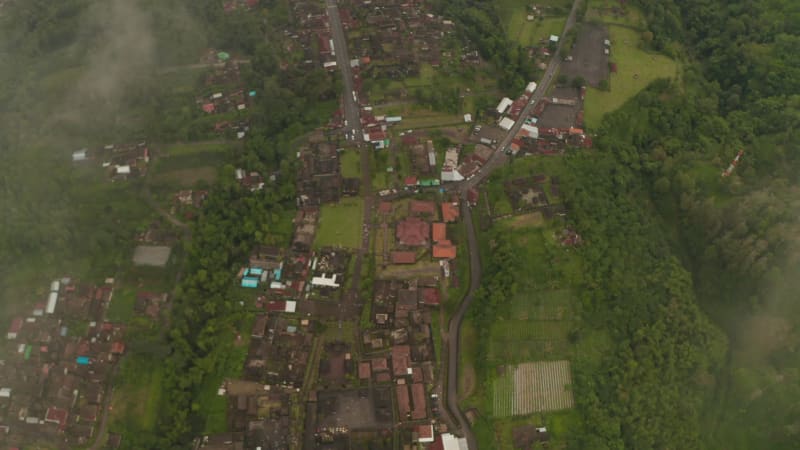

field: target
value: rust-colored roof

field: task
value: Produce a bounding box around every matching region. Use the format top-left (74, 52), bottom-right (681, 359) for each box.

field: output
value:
top-left (410, 200), bottom-right (436, 215)
top-left (432, 223), bottom-right (447, 243)
top-left (396, 217), bottom-right (430, 247)
top-left (379, 201), bottom-right (393, 214)
top-left (422, 288), bottom-right (441, 306)
top-left (411, 383), bottom-right (427, 419)
top-left (372, 358), bottom-right (389, 371)
top-left (433, 242), bottom-right (457, 259)
top-left (391, 251), bottom-right (416, 264)
top-left (441, 202), bottom-right (459, 222)
top-left (392, 345), bottom-right (411, 377)
top-left (358, 361), bottom-right (371, 379)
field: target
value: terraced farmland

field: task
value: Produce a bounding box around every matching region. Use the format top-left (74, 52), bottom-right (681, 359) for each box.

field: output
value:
top-left (493, 360), bottom-right (574, 417)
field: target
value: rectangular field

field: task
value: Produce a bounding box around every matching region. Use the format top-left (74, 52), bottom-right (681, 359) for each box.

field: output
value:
top-left (340, 150), bottom-right (361, 178)
top-left (316, 198), bottom-right (364, 249)
top-left (493, 360), bottom-right (574, 417)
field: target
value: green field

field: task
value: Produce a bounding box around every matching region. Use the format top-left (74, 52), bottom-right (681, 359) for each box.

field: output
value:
top-left (495, 0), bottom-right (571, 45)
top-left (584, 25), bottom-right (680, 127)
top-left (340, 150), bottom-right (361, 178)
top-left (106, 287), bottom-right (137, 323)
top-left (316, 198), bottom-right (364, 249)
top-left (110, 355), bottom-right (164, 436)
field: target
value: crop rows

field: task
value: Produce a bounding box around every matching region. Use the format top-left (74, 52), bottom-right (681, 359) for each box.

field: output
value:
top-left (492, 360), bottom-right (575, 418)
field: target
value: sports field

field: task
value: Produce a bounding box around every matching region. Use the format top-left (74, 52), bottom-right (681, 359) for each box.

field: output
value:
top-left (316, 198), bottom-right (364, 249)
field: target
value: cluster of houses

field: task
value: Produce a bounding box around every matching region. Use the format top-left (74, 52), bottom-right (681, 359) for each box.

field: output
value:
top-left (387, 199), bottom-right (460, 266)
top-left (71, 142), bottom-right (150, 180)
top-left (296, 142), bottom-right (351, 206)
top-left (345, 0), bottom-right (464, 78)
top-left (198, 89), bottom-right (254, 117)
top-left (1, 279), bottom-right (127, 448)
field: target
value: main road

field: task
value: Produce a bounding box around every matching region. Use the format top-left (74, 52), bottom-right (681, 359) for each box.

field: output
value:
top-left (442, 1), bottom-right (583, 448)
top-left (326, 0), bottom-right (372, 321)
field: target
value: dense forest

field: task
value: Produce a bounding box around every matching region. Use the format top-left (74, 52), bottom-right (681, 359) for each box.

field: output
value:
top-left (556, 0), bottom-right (800, 448)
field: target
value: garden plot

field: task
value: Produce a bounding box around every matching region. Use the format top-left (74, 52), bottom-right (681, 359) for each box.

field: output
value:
top-left (493, 360), bottom-right (574, 417)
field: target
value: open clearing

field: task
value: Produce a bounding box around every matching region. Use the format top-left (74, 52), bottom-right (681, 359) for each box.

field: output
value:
top-left (496, 0), bottom-right (571, 46)
top-left (584, 25), bottom-right (679, 127)
top-left (133, 245), bottom-right (172, 267)
top-left (493, 361), bottom-right (574, 417)
top-left (316, 198), bottom-right (364, 249)
top-left (153, 166), bottom-right (217, 187)
top-left (502, 212), bottom-right (545, 228)
top-left (340, 150), bottom-right (361, 178)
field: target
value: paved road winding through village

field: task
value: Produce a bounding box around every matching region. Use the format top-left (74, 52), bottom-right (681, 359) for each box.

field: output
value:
top-left (442, 1), bottom-right (583, 448)
top-left (325, 0), bottom-right (582, 447)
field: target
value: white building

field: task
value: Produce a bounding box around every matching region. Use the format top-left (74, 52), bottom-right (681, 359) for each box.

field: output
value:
top-left (495, 97), bottom-right (513, 114)
top-left (72, 149), bottom-right (88, 162)
top-left (498, 117), bottom-right (516, 131)
top-left (463, 113), bottom-right (472, 123)
top-left (521, 123), bottom-right (539, 139)
top-left (311, 274), bottom-right (340, 288)
top-left (525, 81), bottom-right (538, 94)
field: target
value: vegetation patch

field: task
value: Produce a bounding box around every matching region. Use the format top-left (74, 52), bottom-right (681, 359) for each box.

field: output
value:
top-left (340, 150), bottom-right (361, 178)
top-left (493, 360), bottom-right (574, 417)
top-left (583, 26), bottom-right (679, 127)
top-left (316, 198), bottom-right (364, 249)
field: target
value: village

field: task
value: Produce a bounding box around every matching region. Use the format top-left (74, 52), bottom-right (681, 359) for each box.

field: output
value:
top-left (1, 0), bottom-right (635, 448)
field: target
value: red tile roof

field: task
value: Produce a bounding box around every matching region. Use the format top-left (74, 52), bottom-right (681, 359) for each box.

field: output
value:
top-left (392, 345), bottom-right (411, 377)
top-left (45, 406), bottom-right (68, 431)
top-left (411, 383), bottom-right (427, 419)
top-left (432, 223), bottom-right (447, 243)
top-left (422, 288), bottom-right (441, 306)
top-left (372, 358), bottom-right (389, 372)
top-left (8, 317), bottom-right (23, 334)
top-left (358, 361), bottom-right (371, 379)
top-left (396, 217), bottom-right (430, 247)
top-left (441, 202), bottom-right (459, 222)
top-left (391, 251), bottom-right (417, 264)
top-left (404, 176), bottom-right (418, 186)
top-left (110, 342), bottom-right (125, 355)
top-left (410, 200), bottom-right (436, 215)
top-left (433, 242), bottom-right (457, 259)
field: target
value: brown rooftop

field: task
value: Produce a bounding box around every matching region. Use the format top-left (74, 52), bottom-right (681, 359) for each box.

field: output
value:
top-left (391, 251), bottom-right (416, 264)
top-left (409, 200), bottom-right (436, 215)
top-left (396, 217), bottom-right (430, 247)
top-left (441, 202), bottom-right (459, 222)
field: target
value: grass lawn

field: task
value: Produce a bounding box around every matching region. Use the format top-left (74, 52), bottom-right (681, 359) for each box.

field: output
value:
top-left (584, 25), bottom-right (680, 128)
top-left (196, 325), bottom-right (252, 433)
top-left (340, 150), bottom-right (361, 178)
top-left (496, 0), bottom-right (571, 44)
top-left (106, 287), bottom-right (136, 323)
top-left (586, 0), bottom-right (647, 29)
top-left (316, 198), bottom-right (364, 249)
top-left (110, 354), bottom-right (164, 436)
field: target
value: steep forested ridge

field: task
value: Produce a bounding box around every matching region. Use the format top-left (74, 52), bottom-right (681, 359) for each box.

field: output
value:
top-left (558, 0), bottom-right (800, 448)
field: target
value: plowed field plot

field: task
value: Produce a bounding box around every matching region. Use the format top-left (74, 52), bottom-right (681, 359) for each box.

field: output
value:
top-left (493, 360), bottom-right (574, 417)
